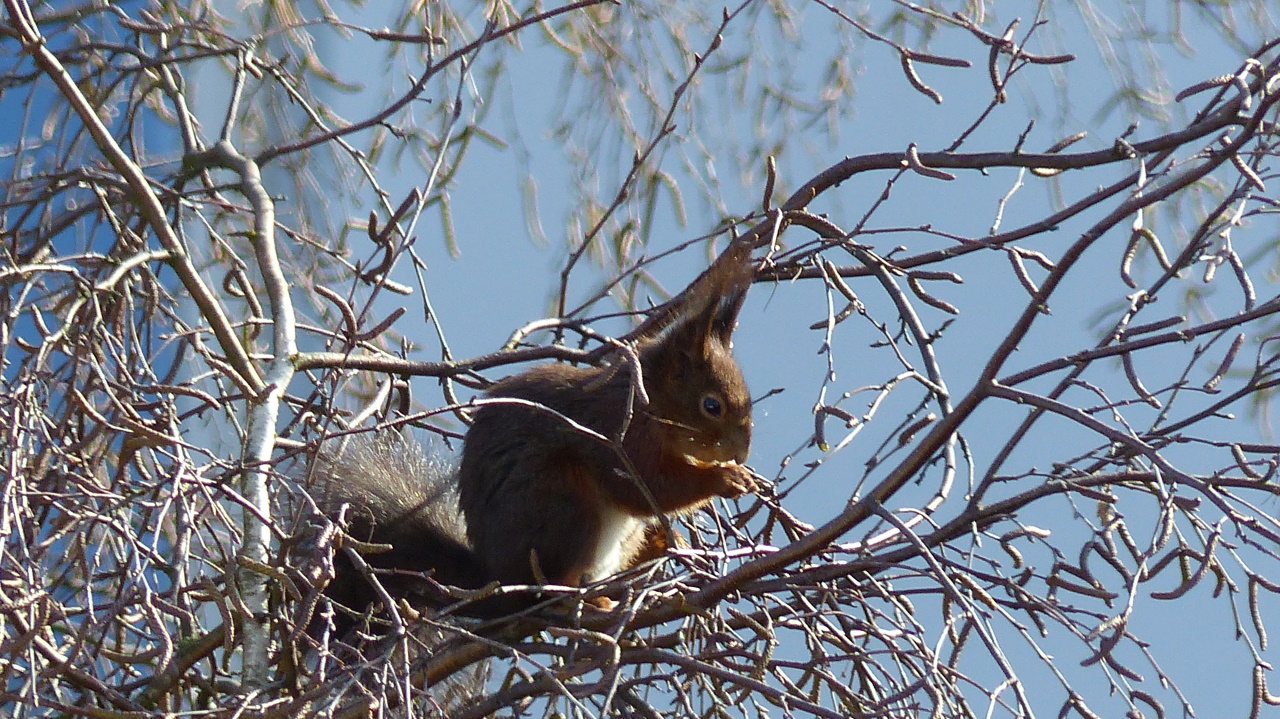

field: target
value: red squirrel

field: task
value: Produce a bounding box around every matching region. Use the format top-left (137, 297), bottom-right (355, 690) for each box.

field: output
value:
top-left (312, 245), bottom-right (756, 625)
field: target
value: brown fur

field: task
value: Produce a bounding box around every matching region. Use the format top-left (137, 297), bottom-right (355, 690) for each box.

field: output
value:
top-left (458, 245), bottom-right (756, 588)
top-left (315, 245), bottom-right (756, 625)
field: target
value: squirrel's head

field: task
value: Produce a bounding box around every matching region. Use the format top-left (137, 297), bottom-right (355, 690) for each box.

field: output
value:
top-left (638, 247), bottom-right (753, 465)
top-left (643, 332), bottom-right (752, 465)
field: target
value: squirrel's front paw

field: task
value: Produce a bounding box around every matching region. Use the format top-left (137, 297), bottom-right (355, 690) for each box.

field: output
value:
top-left (685, 456), bottom-right (758, 497)
top-left (691, 455), bottom-right (757, 496)
top-left (718, 462), bottom-right (758, 498)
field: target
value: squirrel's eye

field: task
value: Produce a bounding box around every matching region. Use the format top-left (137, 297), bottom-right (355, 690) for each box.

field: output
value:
top-left (701, 394), bottom-right (723, 418)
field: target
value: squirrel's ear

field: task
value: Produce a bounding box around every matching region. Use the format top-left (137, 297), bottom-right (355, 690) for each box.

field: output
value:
top-left (627, 241), bottom-right (755, 346)
top-left (696, 242), bottom-right (753, 346)
top-left (705, 281), bottom-right (748, 346)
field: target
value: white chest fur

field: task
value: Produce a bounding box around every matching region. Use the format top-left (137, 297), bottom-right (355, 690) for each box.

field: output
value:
top-left (589, 504), bottom-right (644, 581)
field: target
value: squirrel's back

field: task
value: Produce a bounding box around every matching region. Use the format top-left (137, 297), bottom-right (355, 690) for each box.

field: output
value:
top-left (459, 362), bottom-right (649, 587)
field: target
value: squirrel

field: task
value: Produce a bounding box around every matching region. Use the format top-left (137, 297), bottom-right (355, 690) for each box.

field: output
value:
top-left (310, 244), bottom-right (757, 629)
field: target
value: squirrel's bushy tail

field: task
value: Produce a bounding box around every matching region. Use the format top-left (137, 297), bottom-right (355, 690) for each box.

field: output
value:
top-left (308, 432), bottom-right (486, 633)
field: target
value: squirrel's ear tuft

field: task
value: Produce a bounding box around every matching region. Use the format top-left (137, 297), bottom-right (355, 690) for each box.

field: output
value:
top-left (694, 241), bottom-right (753, 346)
top-left (630, 241), bottom-right (755, 346)
top-left (706, 281), bottom-right (748, 346)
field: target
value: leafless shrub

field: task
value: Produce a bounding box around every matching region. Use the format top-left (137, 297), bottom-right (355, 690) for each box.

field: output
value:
top-left (3, 1), bottom-right (1280, 717)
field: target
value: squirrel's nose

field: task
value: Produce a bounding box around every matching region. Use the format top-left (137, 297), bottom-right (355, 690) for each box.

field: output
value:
top-left (723, 423), bottom-right (751, 464)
